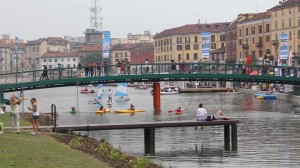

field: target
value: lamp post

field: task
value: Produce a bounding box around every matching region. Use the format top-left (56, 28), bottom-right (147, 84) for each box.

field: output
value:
top-left (14, 37), bottom-right (18, 83)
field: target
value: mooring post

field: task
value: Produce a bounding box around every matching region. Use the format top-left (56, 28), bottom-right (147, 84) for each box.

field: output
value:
top-left (231, 124), bottom-right (238, 151)
top-left (153, 82), bottom-right (161, 110)
top-left (144, 128), bottom-right (155, 155)
top-left (224, 125), bottom-right (230, 150)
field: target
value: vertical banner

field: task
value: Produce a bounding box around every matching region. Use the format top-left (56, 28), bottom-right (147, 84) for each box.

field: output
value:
top-left (14, 37), bottom-right (19, 65)
top-left (279, 33), bottom-right (288, 60)
top-left (201, 32), bottom-right (210, 59)
top-left (103, 31), bottom-right (111, 59)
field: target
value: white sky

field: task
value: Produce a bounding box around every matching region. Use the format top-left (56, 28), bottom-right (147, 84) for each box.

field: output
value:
top-left (0, 0), bottom-right (279, 41)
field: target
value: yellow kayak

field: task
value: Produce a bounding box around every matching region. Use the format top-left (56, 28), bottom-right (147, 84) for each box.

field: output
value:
top-left (114, 109), bottom-right (145, 113)
top-left (257, 96), bottom-right (264, 99)
top-left (95, 109), bottom-right (111, 114)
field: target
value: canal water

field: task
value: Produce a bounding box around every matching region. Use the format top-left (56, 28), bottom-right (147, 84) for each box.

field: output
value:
top-left (13, 86), bottom-right (300, 168)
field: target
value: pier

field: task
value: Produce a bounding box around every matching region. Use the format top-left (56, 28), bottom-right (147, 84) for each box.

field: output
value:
top-left (54, 120), bottom-right (239, 154)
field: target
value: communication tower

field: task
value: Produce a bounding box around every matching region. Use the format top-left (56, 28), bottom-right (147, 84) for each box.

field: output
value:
top-left (90, 0), bottom-right (103, 31)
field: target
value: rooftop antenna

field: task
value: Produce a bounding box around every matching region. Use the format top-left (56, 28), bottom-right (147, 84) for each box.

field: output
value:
top-left (90, 0), bottom-right (103, 31)
top-left (256, 1), bottom-right (260, 13)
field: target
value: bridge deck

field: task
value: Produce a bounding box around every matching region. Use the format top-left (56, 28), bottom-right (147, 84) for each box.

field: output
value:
top-left (54, 120), bottom-right (239, 132)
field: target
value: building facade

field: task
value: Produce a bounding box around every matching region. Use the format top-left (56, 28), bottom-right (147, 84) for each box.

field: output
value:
top-left (41, 52), bottom-right (79, 69)
top-left (0, 43), bottom-right (27, 73)
top-left (153, 23), bottom-right (229, 64)
top-left (131, 43), bottom-right (154, 64)
top-left (236, 12), bottom-right (272, 64)
top-left (110, 43), bottom-right (139, 65)
top-left (64, 36), bottom-right (85, 52)
top-left (268, 0), bottom-right (300, 65)
top-left (26, 37), bottom-right (70, 70)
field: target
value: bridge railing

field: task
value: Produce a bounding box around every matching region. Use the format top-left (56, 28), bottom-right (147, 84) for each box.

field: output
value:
top-left (0, 63), bottom-right (299, 85)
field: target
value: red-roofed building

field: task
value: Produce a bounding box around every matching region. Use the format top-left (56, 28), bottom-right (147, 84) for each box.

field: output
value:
top-left (154, 22), bottom-right (229, 63)
top-left (131, 43), bottom-right (154, 64)
top-left (41, 52), bottom-right (79, 69)
top-left (110, 43), bottom-right (139, 65)
top-left (26, 37), bottom-right (70, 70)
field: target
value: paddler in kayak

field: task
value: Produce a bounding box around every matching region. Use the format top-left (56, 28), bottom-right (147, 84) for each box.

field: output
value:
top-left (129, 104), bottom-right (135, 111)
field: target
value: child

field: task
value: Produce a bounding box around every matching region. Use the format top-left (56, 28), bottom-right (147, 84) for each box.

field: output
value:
top-left (130, 104), bottom-right (135, 111)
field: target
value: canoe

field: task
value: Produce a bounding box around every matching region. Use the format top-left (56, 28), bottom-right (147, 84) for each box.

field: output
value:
top-left (95, 109), bottom-right (111, 114)
top-left (114, 109), bottom-right (145, 113)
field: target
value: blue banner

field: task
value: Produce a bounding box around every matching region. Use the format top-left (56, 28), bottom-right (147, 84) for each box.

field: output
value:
top-left (103, 31), bottom-right (111, 59)
top-left (201, 32), bottom-right (210, 59)
top-left (14, 37), bottom-right (18, 65)
top-left (280, 33), bottom-right (288, 59)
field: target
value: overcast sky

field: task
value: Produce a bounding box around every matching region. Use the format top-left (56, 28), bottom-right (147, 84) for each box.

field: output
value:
top-left (0, 0), bottom-right (279, 41)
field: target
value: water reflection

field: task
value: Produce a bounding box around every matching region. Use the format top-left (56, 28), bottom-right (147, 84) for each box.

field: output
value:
top-left (17, 87), bottom-right (300, 168)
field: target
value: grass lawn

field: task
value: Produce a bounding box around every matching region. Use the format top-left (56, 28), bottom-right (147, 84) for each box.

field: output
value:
top-left (0, 132), bottom-right (110, 168)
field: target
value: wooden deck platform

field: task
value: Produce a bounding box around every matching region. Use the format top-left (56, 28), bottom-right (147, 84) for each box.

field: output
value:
top-left (54, 120), bottom-right (239, 154)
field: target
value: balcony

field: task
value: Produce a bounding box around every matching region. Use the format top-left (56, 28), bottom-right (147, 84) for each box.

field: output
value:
top-left (242, 43), bottom-right (249, 49)
top-left (272, 40), bottom-right (279, 46)
top-left (255, 42), bottom-right (263, 48)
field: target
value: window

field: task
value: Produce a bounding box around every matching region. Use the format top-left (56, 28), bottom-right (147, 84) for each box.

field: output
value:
top-left (220, 35), bottom-right (225, 41)
top-left (252, 51), bottom-right (256, 57)
top-left (275, 21), bottom-right (278, 30)
top-left (185, 36), bottom-right (190, 43)
top-left (49, 58), bottom-right (52, 62)
top-left (194, 53), bottom-right (198, 59)
top-left (170, 46), bottom-right (172, 51)
top-left (266, 24), bottom-right (270, 32)
top-left (67, 58), bottom-right (70, 62)
top-left (185, 45), bottom-right (190, 50)
top-left (239, 29), bottom-right (242, 36)
top-left (194, 44), bottom-right (199, 50)
top-left (266, 49), bottom-right (270, 54)
top-left (259, 50), bottom-right (263, 57)
top-left (221, 43), bottom-right (225, 47)
top-left (43, 59), bottom-right (47, 62)
top-left (178, 54), bottom-right (181, 60)
top-left (289, 31), bottom-right (292, 40)
top-left (211, 35), bottom-right (215, 42)
top-left (289, 18), bottom-right (292, 27)
top-left (251, 26), bottom-right (255, 34)
top-left (155, 41), bottom-right (157, 47)
top-left (54, 59), bottom-right (57, 62)
top-left (186, 53), bottom-right (190, 60)
top-left (61, 58), bottom-right (64, 62)
top-left (266, 35), bottom-right (270, 42)
top-left (282, 19), bottom-right (285, 29)
top-left (252, 37), bottom-right (255, 44)
top-left (259, 25), bottom-right (263, 33)
top-left (73, 58), bottom-right (76, 61)
top-left (177, 37), bottom-right (182, 44)
top-left (177, 45), bottom-right (182, 51)
top-left (170, 38), bottom-right (172, 44)
top-left (211, 43), bottom-right (216, 49)
top-left (239, 39), bottom-right (242, 45)
top-left (246, 28), bottom-right (249, 36)
top-left (164, 39), bottom-right (166, 45)
top-left (167, 39), bottom-right (169, 45)
top-left (194, 36), bottom-right (198, 43)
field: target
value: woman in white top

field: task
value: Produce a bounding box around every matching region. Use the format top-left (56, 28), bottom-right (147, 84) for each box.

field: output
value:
top-left (10, 93), bottom-right (23, 134)
top-left (196, 103), bottom-right (207, 121)
top-left (28, 98), bottom-right (40, 135)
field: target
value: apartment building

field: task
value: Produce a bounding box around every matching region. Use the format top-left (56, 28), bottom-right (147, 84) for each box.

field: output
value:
top-left (153, 23), bottom-right (229, 63)
top-left (26, 37), bottom-right (70, 70)
top-left (0, 43), bottom-right (27, 73)
top-left (268, 0), bottom-right (300, 65)
top-left (41, 52), bottom-right (79, 69)
top-left (110, 43), bottom-right (139, 65)
top-left (236, 12), bottom-right (272, 64)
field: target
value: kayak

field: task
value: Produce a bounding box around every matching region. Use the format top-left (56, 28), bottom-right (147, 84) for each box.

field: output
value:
top-left (114, 109), bottom-right (145, 113)
top-left (95, 109), bottom-right (111, 114)
top-left (69, 110), bottom-right (76, 114)
top-left (175, 112), bottom-right (183, 115)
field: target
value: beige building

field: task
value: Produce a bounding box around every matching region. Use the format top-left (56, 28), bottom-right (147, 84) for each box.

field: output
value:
top-left (0, 43), bottom-right (27, 73)
top-left (153, 23), bottom-right (229, 64)
top-left (236, 12), bottom-right (272, 64)
top-left (268, 0), bottom-right (300, 65)
top-left (110, 43), bottom-right (139, 66)
top-left (26, 37), bottom-right (70, 70)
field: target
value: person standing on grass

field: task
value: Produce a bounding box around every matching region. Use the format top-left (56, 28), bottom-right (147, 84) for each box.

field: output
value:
top-left (28, 98), bottom-right (40, 135)
top-left (10, 93), bottom-right (23, 134)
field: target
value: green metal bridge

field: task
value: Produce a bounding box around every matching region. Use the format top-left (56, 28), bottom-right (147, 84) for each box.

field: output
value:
top-left (0, 63), bottom-right (299, 93)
